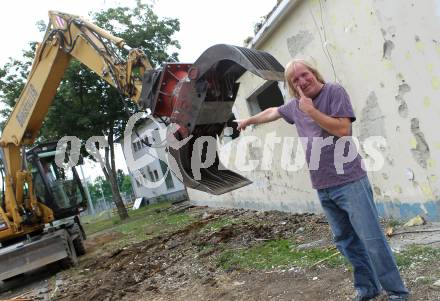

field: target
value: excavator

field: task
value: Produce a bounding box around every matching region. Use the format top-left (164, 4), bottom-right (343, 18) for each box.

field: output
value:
top-left (0, 11), bottom-right (284, 282)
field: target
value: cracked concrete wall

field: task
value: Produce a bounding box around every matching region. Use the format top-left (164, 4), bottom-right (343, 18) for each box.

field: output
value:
top-left (287, 30), bottom-right (314, 58)
top-left (188, 0), bottom-right (440, 221)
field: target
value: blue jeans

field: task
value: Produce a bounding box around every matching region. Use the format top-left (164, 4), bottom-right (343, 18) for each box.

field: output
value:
top-left (317, 176), bottom-right (409, 297)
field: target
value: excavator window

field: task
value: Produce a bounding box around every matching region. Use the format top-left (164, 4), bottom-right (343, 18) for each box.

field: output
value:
top-left (27, 143), bottom-right (87, 218)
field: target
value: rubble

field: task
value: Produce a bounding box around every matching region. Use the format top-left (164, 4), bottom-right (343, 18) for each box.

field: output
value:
top-left (52, 207), bottom-right (332, 300)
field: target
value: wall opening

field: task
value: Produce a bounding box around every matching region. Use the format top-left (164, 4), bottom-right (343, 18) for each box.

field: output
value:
top-left (247, 81), bottom-right (284, 115)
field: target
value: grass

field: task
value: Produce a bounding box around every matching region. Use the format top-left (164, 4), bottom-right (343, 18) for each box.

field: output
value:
top-left (395, 245), bottom-right (440, 269)
top-left (201, 217), bottom-right (237, 233)
top-left (218, 239), bottom-right (346, 270)
top-left (414, 276), bottom-right (437, 285)
top-left (384, 217), bottom-right (401, 229)
top-left (80, 201), bottom-right (195, 247)
top-left (217, 240), bottom-right (440, 272)
top-left (112, 211), bottom-right (194, 245)
top-left (82, 202), bottom-right (169, 235)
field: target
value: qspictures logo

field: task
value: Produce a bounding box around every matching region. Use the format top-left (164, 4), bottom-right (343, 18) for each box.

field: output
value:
top-left (55, 113), bottom-right (387, 188)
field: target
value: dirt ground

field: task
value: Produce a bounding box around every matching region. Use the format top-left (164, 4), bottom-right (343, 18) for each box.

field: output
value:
top-left (1, 204), bottom-right (440, 301)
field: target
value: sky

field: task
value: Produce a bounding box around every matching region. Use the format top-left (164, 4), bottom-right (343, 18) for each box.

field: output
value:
top-left (0, 0), bottom-right (276, 64)
top-left (0, 0), bottom-right (276, 180)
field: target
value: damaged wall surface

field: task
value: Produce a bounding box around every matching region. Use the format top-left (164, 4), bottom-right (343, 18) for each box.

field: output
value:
top-left (188, 0), bottom-right (440, 221)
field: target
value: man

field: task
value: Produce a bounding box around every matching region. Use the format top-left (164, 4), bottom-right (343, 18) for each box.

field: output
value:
top-left (236, 60), bottom-right (409, 301)
top-left (42, 162), bottom-right (56, 185)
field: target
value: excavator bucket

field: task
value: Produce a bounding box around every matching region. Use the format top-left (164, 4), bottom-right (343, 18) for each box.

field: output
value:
top-left (140, 45), bottom-right (285, 195)
top-left (167, 129), bottom-right (254, 195)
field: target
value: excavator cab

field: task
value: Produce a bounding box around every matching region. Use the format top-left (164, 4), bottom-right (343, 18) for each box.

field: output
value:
top-left (26, 142), bottom-right (87, 220)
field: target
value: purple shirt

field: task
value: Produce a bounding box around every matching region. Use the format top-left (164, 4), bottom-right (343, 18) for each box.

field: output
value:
top-left (277, 83), bottom-right (366, 190)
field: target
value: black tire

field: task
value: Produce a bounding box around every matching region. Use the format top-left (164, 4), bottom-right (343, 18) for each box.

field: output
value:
top-left (73, 235), bottom-right (86, 256)
top-left (71, 224), bottom-right (86, 256)
top-left (59, 238), bottom-right (78, 270)
top-left (59, 254), bottom-right (76, 270)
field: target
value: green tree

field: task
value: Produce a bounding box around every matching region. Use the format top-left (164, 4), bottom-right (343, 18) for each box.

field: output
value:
top-left (86, 183), bottom-right (100, 205)
top-left (115, 169), bottom-right (133, 198)
top-left (87, 176), bottom-right (112, 205)
top-left (95, 176), bottom-right (112, 198)
top-left (120, 174), bottom-right (134, 197)
top-left (0, 43), bottom-right (37, 125)
top-left (0, 2), bottom-right (180, 220)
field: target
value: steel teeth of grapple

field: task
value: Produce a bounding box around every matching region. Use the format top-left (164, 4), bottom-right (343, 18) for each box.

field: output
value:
top-left (191, 44), bottom-right (285, 81)
top-left (167, 133), bottom-right (252, 195)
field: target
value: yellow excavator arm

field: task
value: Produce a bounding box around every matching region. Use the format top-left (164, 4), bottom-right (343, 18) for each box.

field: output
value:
top-left (1, 11), bottom-right (151, 148)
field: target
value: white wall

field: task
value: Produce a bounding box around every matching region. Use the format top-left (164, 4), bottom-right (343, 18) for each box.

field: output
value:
top-left (188, 0), bottom-right (440, 220)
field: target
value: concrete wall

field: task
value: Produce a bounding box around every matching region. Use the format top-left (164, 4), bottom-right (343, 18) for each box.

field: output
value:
top-left (188, 0), bottom-right (440, 220)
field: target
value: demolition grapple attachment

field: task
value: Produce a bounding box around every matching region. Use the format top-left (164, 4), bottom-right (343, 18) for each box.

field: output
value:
top-left (139, 44), bottom-right (284, 195)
